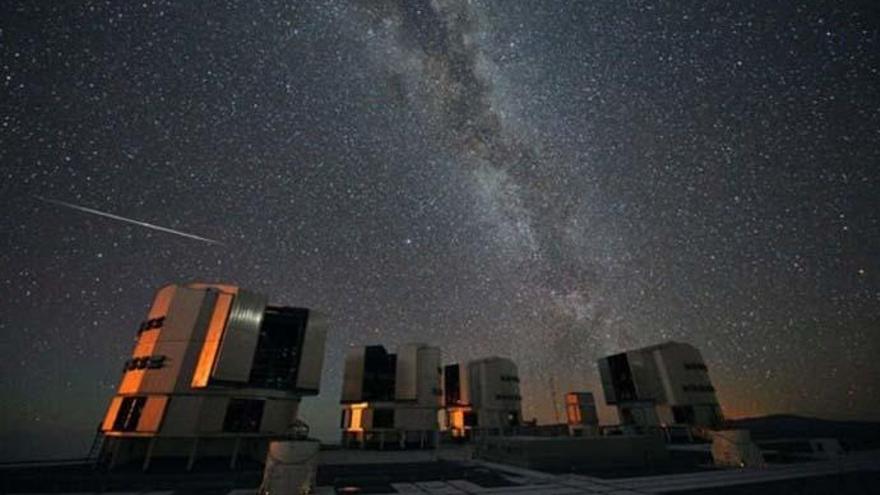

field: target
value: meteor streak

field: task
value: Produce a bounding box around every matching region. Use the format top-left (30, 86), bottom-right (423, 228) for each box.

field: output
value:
top-left (35, 195), bottom-right (224, 245)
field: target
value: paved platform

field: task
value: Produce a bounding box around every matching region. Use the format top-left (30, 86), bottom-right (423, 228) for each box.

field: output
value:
top-left (4, 450), bottom-right (880, 494)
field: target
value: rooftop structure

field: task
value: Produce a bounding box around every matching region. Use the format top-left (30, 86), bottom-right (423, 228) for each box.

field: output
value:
top-left (598, 341), bottom-right (723, 429)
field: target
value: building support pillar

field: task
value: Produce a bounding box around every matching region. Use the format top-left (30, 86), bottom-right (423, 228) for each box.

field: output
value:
top-left (187, 437), bottom-right (200, 471)
top-left (230, 437), bottom-right (241, 469)
top-left (108, 439), bottom-right (121, 470)
top-left (142, 437), bottom-right (157, 472)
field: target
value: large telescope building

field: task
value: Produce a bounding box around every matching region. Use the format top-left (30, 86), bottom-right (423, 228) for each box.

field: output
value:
top-left (443, 357), bottom-right (522, 439)
top-left (340, 343), bottom-right (443, 448)
top-left (598, 341), bottom-right (723, 428)
top-left (99, 283), bottom-right (327, 469)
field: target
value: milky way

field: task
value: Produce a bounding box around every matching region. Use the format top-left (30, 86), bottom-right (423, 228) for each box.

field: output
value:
top-left (1, 1), bottom-right (878, 459)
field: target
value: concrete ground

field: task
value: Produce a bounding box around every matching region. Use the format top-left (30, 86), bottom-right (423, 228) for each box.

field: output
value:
top-left (3, 448), bottom-right (879, 494)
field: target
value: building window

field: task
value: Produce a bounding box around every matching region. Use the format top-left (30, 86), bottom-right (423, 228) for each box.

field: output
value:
top-left (684, 363), bottom-right (708, 371)
top-left (672, 405), bottom-right (696, 424)
top-left (223, 399), bottom-right (265, 432)
top-left (248, 307), bottom-right (309, 390)
top-left (500, 375), bottom-right (520, 383)
top-left (113, 396), bottom-right (147, 431)
top-left (373, 408), bottom-right (395, 429)
top-left (444, 364), bottom-right (461, 405)
top-left (362, 346), bottom-right (397, 402)
top-left (464, 411), bottom-right (478, 427)
top-left (607, 353), bottom-right (637, 401)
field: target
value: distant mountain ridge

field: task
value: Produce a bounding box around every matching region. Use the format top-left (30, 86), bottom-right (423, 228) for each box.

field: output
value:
top-left (727, 414), bottom-right (880, 451)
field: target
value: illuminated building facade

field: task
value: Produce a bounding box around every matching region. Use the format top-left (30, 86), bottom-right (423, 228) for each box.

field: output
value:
top-left (443, 357), bottom-right (522, 438)
top-left (339, 343), bottom-right (442, 448)
top-left (565, 392), bottom-right (599, 436)
top-left (99, 283), bottom-right (327, 469)
top-left (598, 341), bottom-right (723, 428)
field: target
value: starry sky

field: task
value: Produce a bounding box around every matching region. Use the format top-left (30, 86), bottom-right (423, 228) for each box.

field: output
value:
top-left (1, 1), bottom-right (879, 461)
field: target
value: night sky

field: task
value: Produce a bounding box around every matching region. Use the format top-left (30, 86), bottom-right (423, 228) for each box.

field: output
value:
top-left (1, 1), bottom-right (879, 460)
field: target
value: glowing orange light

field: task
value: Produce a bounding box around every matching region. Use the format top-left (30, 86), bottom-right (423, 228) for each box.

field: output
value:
top-left (191, 292), bottom-right (234, 388)
top-left (101, 396), bottom-right (123, 432)
top-left (187, 283), bottom-right (240, 294)
top-left (347, 402), bottom-right (368, 432)
top-left (447, 406), bottom-right (470, 437)
top-left (148, 285), bottom-right (176, 319)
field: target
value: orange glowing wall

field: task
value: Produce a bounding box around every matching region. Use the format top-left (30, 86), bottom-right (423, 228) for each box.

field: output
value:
top-left (191, 292), bottom-right (234, 388)
top-left (137, 396), bottom-right (169, 432)
top-left (447, 407), bottom-right (470, 436)
top-left (565, 394), bottom-right (581, 424)
top-left (101, 396), bottom-right (124, 431)
top-left (117, 285), bottom-right (176, 395)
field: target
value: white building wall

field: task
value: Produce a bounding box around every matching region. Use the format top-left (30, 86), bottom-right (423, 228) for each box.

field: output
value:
top-left (297, 311), bottom-right (327, 392)
top-left (341, 347), bottom-right (365, 403)
top-left (416, 346), bottom-right (442, 407)
top-left (467, 357), bottom-right (522, 429)
top-left (395, 344), bottom-right (419, 401)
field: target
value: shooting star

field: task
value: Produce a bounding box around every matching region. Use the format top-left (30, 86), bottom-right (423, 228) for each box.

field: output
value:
top-left (35, 195), bottom-right (224, 245)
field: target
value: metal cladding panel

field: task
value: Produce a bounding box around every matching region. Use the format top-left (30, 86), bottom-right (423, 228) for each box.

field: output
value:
top-left (133, 287), bottom-right (211, 394)
top-left (341, 347), bottom-right (365, 402)
top-left (597, 357), bottom-right (616, 404)
top-left (468, 361), bottom-right (484, 408)
top-left (260, 399), bottom-right (298, 434)
top-left (361, 408), bottom-right (374, 430)
top-left (296, 310), bottom-right (327, 392)
top-left (140, 341), bottom-right (189, 394)
top-left (101, 397), bottom-right (124, 432)
top-left (416, 346), bottom-right (442, 406)
top-left (459, 363), bottom-right (471, 405)
top-left (656, 342), bottom-right (719, 407)
top-left (137, 396), bottom-right (169, 433)
top-left (469, 358), bottom-right (519, 410)
top-left (159, 286), bottom-right (210, 343)
top-left (159, 396), bottom-right (202, 436)
top-left (198, 396), bottom-right (228, 433)
top-left (395, 344), bottom-right (419, 401)
top-left (118, 285), bottom-right (210, 395)
top-left (627, 350), bottom-right (663, 403)
top-left (653, 348), bottom-right (678, 405)
top-left (173, 292), bottom-right (221, 393)
top-left (211, 289), bottom-right (268, 382)
top-left (191, 290), bottom-right (231, 388)
top-left (394, 406), bottom-right (439, 430)
top-left (148, 285), bottom-right (177, 320)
